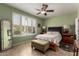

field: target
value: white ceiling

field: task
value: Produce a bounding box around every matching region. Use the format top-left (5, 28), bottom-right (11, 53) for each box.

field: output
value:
top-left (6, 3), bottom-right (78, 19)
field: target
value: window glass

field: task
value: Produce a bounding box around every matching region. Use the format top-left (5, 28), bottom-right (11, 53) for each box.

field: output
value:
top-left (13, 13), bottom-right (21, 25)
top-left (28, 18), bottom-right (32, 26)
top-left (12, 13), bottom-right (21, 35)
top-left (22, 16), bottom-right (27, 26)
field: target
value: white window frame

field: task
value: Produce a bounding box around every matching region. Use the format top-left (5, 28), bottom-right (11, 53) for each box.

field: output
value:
top-left (12, 12), bottom-right (37, 37)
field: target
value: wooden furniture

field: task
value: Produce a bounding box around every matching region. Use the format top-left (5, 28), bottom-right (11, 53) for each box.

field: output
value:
top-left (60, 33), bottom-right (75, 51)
top-left (31, 39), bottom-right (49, 53)
top-left (62, 33), bottom-right (74, 44)
top-left (73, 40), bottom-right (79, 56)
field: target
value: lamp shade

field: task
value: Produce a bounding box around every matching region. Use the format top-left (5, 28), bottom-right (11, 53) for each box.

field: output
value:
top-left (63, 25), bottom-right (70, 29)
top-left (42, 26), bottom-right (46, 29)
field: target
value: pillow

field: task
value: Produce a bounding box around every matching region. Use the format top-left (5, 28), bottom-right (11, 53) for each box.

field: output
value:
top-left (47, 31), bottom-right (53, 34)
top-left (52, 31), bottom-right (59, 34)
top-left (47, 31), bottom-right (60, 35)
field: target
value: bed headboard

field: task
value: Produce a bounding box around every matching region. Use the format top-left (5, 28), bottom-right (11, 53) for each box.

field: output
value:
top-left (48, 27), bottom-right (63, 35)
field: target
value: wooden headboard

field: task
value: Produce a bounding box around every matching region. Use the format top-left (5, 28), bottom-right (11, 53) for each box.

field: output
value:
top-left (48, 27), bottom-right (63, 35)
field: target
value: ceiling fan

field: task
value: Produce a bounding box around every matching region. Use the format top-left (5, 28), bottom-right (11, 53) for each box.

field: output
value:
top-left (36, 4), bottom-right (54, 16)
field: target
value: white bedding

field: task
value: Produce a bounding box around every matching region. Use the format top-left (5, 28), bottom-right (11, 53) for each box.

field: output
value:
top-left (35, 32), bottom-right (62, 46)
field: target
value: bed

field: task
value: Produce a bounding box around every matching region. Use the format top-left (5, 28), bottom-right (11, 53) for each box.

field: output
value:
top-left (35, 27), bottom-right (63, 46)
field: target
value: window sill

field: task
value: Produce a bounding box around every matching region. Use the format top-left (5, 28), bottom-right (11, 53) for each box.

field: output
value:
top-left (13, 33), bottom-right (37, 37)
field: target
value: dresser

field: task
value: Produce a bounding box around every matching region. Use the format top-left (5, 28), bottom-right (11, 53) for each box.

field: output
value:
top-left (62, 33), bottom-right (75, 44)
top-left (60, 33), bottom-right (75, 51)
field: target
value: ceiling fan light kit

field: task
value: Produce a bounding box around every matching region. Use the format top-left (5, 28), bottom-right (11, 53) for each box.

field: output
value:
top-left (41, 11), bottom-right (46, 14)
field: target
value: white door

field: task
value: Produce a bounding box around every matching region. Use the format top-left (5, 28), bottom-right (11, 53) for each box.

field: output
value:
top-left (1, 20), bottom-right (12, 50)
top-left (75, 18), bottom-right (79, 40)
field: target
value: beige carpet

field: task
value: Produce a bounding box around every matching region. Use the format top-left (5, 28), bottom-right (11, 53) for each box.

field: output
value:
top-left (0, 42), bottom-right (75, 56)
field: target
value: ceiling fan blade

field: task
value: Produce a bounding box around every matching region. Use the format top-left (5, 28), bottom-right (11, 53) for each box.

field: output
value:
top-left (36, 12), bottom-right (41, 15)
top-left (47, 10), bottom-right (54, 12)
top-left (42, 4), bottom-right (48, 8)
top-left (36, 9), bottom-right (41, 11)
top-left (44, 13), bottom-right (47, 16)
top-left (42, 4), bottom-right (48, 10)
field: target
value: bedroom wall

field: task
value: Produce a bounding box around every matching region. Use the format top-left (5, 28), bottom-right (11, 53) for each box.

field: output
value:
top-left (77, 8), bottom-right (79, 18)
top-left (0, 4), bottom-right (43, 46)
top-left (44, 12), bottom-right (77, 34)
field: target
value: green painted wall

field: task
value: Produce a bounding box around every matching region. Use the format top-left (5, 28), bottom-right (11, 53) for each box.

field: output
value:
top-left (44, 12), bottom-right (77, 34)
top-left (0, 4), bottom-right (43, 46)
top-left (44, 12), bottom-right (77, 27)
top-left (77, 8), bottom-right (79, 18)
top-left (0, 4), bottom-right (12, 21)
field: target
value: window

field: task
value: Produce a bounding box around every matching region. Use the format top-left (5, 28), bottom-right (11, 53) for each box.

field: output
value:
top-left (21, 16), bottom-right (28, 34)
top-left (13, 14), bottom-right (21, 25)
top-left (27, 18), bottom-right (37, 33)
top-left (12, 13), bottom-right (37, 36)
top-left (12, 13), bottom-right (21, 35)
top-left (27, 18), bottom-right (33, 33)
